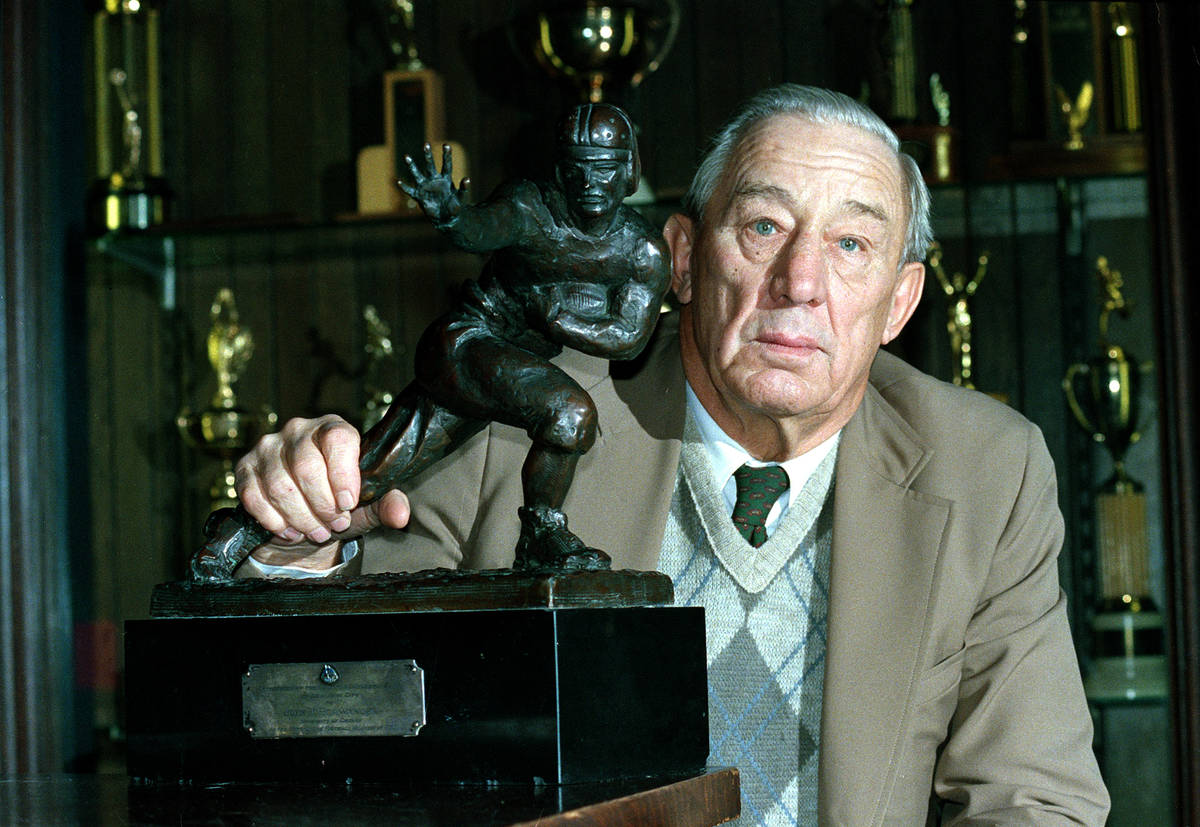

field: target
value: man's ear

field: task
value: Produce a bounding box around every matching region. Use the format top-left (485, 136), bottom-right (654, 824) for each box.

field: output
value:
top-left (881, 261), bottom-right (926, 345)
top-left (663, 214), bottom-right (696, 305)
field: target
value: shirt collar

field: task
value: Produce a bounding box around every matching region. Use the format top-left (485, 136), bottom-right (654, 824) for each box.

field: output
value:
top-left (684, 381), bottom-right (841, 511)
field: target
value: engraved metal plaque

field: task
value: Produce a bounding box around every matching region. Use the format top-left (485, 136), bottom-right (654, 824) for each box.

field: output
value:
top-left (242, 659), bottom-right (426, 739)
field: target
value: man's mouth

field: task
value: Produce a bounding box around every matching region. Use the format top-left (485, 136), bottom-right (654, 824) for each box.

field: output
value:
top-left (754, 331), bottom-right (824, 354)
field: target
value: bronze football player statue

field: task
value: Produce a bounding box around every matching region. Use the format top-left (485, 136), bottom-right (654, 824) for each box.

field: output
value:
top-left (190, 103), bottom-right (672, 581)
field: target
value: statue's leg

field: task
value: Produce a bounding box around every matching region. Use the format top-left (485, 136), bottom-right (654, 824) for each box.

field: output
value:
top-left (358, 383), bottom-right (486, 503)
top-left (422, 333), bottom-right (609, 571)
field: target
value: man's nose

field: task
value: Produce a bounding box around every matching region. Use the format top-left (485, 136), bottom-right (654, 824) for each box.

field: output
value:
top-left (768, 234), bottom-right (827, 307)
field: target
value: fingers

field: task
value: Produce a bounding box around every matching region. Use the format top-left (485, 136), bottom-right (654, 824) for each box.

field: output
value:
top-left (375, 489), bottom-right (412, 531)
top-left (236, 415), bottom-right (361, 544)
top-left (401, 144), bottom-right (459, 187)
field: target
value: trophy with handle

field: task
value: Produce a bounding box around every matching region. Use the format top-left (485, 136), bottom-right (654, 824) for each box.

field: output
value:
top-left (1062, 256), bottom-right (1164, 700)
top-left (177, 289), bottom-right (278, 513)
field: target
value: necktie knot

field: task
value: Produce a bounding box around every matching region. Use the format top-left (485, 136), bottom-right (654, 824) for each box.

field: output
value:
top-left (731, 463), bottom-right (790, 547)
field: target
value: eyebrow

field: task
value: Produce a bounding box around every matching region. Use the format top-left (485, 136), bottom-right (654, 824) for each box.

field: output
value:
top-left (844, 199), bottom-right (890, 224)
top-left (731, 183), bottom-right (794, 205)
top-left (730, 185), bottom-right (891, 225)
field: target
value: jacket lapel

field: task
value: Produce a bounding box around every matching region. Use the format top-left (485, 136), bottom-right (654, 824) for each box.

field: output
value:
top-left (818, 381), bottom-right (950, 825)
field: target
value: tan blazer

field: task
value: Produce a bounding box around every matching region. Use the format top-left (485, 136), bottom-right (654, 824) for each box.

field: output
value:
top-left (363, 314), bottom-right (1110, 825)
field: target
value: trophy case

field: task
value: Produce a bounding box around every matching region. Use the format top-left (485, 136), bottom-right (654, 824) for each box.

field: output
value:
top-left (73, 0), bottom-right (1189, 822)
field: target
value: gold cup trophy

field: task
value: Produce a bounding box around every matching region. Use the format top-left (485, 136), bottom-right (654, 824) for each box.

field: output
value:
top-left (509, 0), bottom-right (679, 204)
top-left (514, 0), bottom-right (681, 104)
top-left (1062, 256), bottom-right (1165, 701)
top-left (178, 289), bottom-right (278, 512)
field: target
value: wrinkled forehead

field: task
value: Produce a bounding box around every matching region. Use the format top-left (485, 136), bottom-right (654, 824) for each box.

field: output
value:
top-left (716, 116), bottom-right (906, 216)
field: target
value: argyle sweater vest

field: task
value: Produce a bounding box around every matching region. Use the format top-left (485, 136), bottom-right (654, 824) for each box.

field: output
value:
top-left (658, 416), bottom-right (837, 826)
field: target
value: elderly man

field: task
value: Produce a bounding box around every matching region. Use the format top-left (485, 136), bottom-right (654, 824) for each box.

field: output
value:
top-left (237, 85), bottom-right (1109, 824)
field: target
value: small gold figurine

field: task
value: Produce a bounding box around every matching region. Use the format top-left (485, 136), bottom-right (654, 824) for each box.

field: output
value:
top-left (362, 304), bottom-right (398, 430)
top-left (1095, 255), bottom-right (1129, 342)
top-left (1055, 80), bottom-right (1094, 150)
top-left (929, 243), bottom-right (990, 389)
top-left (206, 289), bottom-right (254, 411)
top-left (929, 73), bottom-right (950, 128)
top-left (928, 73), bottom-right (954, 181)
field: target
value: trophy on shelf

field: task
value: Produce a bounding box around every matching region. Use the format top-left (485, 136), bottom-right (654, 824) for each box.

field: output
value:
top-left (362, 304), bottom-right (398, 431)
top-left (925, 73), bottom-right (958, 183)
top-left (1107, 2), bottom-right (1141, 133)
top-left (89, 0), bottom-right (171, 232)
top-left (381, 0), bottom-right (424, 71)
top-left (356, 1), bottom-right (469, 216)
top-left (177, 289), bottom-right (277, 512)
top-left (928, 243), bottom-right (990, 391)
top-left (512, 0), bottom-right (681, 105)
top-left (508, 0), bottom-right (679, 203)
top-left (887, 0), bottom-right (919, 123)
top-left (1055, 80), bottom-right (1094, 151)
top-left (1062, 256), bottom-right (1165, 701)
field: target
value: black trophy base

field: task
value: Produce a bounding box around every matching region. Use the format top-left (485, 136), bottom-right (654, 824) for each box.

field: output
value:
top-left (149, 568), bottom-right (675, 617)
top-left (125, 580), bottom-right (708, 785)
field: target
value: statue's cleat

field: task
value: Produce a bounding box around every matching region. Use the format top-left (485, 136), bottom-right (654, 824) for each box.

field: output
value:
top-left (549, 545), bottom-right (612, 572)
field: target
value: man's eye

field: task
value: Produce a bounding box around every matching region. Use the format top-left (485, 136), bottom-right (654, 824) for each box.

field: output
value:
top-left (838, 237), bottom-right (861, 252)
top-left (752, 219), bottom-right (777, 236)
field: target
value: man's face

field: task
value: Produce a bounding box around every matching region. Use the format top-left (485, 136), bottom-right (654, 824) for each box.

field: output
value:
top-left (557, 154), bottom-right (629, 223)
top-left (666, 116), bottom-right (925, 451)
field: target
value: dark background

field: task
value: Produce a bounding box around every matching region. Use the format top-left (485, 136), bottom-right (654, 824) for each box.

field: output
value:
top-left (4, 0), bottom-right (1199, 823)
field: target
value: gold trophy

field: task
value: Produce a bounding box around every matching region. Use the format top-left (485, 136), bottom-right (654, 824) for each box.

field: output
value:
top-left (1062, 257), bottom-right (1165, 700)
top-left (381, 0), bottom-right (424, 71)
top-left (1054, 80), bottom-right (1094, 151)
top-left (178, 289), bottom-right (277, 512)
top-left (362, 305), bottom-right (398, 431)
top-left (929, 243), bottom-right (989, 390)
top-left (927, 74), bottom-right (957, 183)
top-left (513, 0), bottom-right (681, 104)
top-left (510, 0), bottom-right (679, 203)
top-left (89, 0), bottom-right (171, 232)
top-left (1107, 2), bottom-right (1141, 133)
top-left (888, 0), bottom-right (918, 122)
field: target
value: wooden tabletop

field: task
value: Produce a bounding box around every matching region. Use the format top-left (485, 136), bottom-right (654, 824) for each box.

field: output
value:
top-left (0, 767), bottom-right (740, 826)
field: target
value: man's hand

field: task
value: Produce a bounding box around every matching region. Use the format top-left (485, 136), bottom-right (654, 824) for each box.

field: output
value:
top-left (235, 415), bottom-right (411, 570)
top-left (398, 143), bottom-right (470, 226)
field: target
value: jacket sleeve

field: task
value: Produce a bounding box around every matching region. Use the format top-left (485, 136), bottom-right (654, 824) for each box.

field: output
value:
top-left (932, 425), bottom-right (1110, 825)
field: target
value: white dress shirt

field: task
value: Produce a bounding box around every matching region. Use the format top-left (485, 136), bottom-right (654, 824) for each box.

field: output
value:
top-left (684, 382), bottom-right (840, 536)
